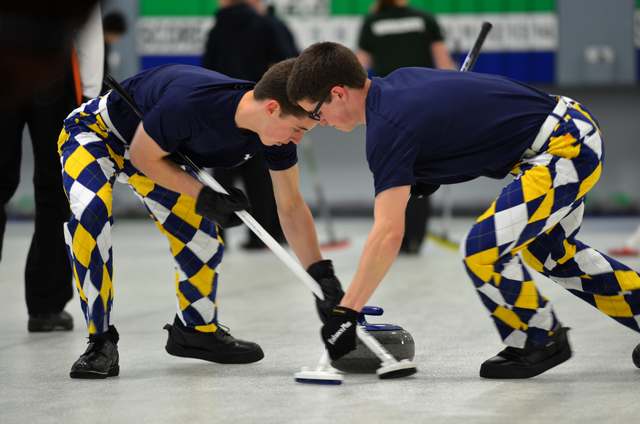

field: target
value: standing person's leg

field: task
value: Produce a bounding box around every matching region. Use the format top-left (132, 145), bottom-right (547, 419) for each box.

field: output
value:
top-left (58, 100), bottom-right (121, 379)
top-left (461, 99), bottom-right (605, 378)
top-left (25, 80), bottom-right (75, 331)
top-left (240, 153), bottom-right (284, 249)
top-left (400, 196), bottom-right (430, 254)
top-left (0, 108), bottom-right (25, 264)
top-left (126, 167), bottom-right (264, 364)
top-left (522, 203), bottom-right (640, 333)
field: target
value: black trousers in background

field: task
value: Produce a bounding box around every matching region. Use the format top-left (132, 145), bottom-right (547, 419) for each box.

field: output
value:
top-left (401, 195), bottom-right (431, 253)
top-left (0, 81), bottom-right (74, 314)
top-left (214, 152), bottom-right (284, 246)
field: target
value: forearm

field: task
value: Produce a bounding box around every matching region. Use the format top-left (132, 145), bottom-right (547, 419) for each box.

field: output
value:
top-left (75, 3), bottom-right (103, 99)
top-left (432, 41), bottom-right (456, 70)
top-left (279, 201), bottom-right (322, 268)
top-left (356, 49), bottom-right (372, 70)
top-left (133, 156), bottom-right (203, 199)
top-left (340, 221), bottom-right (403, 312)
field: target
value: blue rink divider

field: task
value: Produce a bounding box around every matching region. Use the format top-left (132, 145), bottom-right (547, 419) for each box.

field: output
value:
top-left (141, 55), bottom-right (202, 69)
top-left (450, 51), bottom-right (555, 83)
top-left (141, 50), bottom-right (640, 85)
top-left (142, 51), bottom-right (555, 84)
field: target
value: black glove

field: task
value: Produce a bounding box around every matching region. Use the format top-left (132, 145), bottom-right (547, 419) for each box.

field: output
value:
top-left (195, 186), bottom-right (249, 228)
top-left (321, 306), bottom-right (359, 360)
top-left (410, 182), bottom-right (440, 198)
top-left (307, 260), bottom-right (344, 324)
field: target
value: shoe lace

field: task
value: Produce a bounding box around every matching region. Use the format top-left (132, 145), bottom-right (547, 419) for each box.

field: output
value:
top-left (83, 338), bottom-right (107, 357)
top-left (214, 323), bottom-right (238, 342)
top-left (85, 331), bottom-right (116, 355)
top-left (217, 323), bottom-right (231, 335)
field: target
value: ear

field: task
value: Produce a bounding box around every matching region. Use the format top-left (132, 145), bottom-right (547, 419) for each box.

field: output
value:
top-left (332, 85), bottom-right (347, 100)
top-left (265, 99), bottom-right (280, 116)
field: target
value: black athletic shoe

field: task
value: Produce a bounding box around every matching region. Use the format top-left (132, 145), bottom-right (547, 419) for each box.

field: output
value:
top-left (480, 326), bottom-right (572, 379)
top-left (399, 240), bottom-right (422, 255)
top-left (241, 239), bottom-right (267, 250)
top-left (632, 343), bottom-right (640, 368)
top-left (70, 326), bottom-right (120, 379)
top-left (164, 316), bottom-right (264, 364)
top-left (28, 310), bottom-right (74, 332)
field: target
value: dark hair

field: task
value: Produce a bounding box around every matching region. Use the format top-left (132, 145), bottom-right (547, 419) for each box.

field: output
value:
top-left (287, 42), bottom-right (366, 104)
top-left (254, 58), bottom-right (307, 118)
top-left (373, 0), bottom-right (405, 13)
top-left (103, 11), bottom-right (127, 34)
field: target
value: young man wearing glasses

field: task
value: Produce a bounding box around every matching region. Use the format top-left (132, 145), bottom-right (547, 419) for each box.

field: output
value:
top-left (287, 42), bottom-right (640, 379)
top-left (58, 59), bottom-right (345, 379)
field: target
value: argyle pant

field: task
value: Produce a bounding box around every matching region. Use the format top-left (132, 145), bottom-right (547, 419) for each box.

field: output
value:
top-left (57, 98), bottom-right (224, 335)
top-left (461, 100), bottom-right (640, 348)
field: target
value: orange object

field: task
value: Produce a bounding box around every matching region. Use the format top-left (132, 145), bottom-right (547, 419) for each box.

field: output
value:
top-left (608, 246), bottom-right (639, 257)
top-left (319, 239), bottom-right (350, 251)
top-left (70, 47), bottom-right (83, 106)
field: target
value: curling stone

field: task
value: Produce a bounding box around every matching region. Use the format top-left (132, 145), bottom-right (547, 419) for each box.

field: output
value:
top-left (331, 306), bottom-right (414, 373)
top-left (633, 343), bottom-right (640, 368)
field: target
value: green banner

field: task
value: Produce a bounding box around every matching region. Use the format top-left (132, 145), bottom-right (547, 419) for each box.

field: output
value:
top-left (139, 0), bottom-right (565, 16)
top-left (140, 0), bottom-right (218, 16)
top-left (331, 0), bottom-right (556, 15)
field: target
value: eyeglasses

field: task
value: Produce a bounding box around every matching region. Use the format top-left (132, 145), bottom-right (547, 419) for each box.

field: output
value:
top-left (308, 92), bottom-right (330, 121)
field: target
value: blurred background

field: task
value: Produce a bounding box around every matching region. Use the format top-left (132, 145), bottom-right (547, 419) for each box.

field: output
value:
top-left (7, 0), bottom-right (640, 219)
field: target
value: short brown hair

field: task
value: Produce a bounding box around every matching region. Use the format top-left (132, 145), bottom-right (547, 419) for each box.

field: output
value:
top-left (254, 59), bottom-right (307, 118)
top-left (287, 42), bottom-right (367, 103)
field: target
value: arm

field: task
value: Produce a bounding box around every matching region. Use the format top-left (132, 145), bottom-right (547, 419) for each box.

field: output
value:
top-left (431, 41), bottom-right (456, 70)
top-left (356, 17), bottom-right (373, 71)
top-left (201, 27), bottom-right (217, 70)
top-left (356, 49), bottom-right (373, 70)
top-left (339, 185), bottom-right (411, 311)
top-left (129, 122), bottom-right (203, 199)
top-left (74, 3), bottom-right (104, 99)
top-left (270, 165), bottom-right (322, 268)
top-left (265, 20), bottom-right (291, 64)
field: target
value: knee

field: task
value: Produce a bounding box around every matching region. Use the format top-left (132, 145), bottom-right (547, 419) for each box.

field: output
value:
top-left (520, 247), bottom-right (546, 274)
top-left (459, 225), bottom-right (498, 264)
top-left (460, 229), bottom-right (500, 283)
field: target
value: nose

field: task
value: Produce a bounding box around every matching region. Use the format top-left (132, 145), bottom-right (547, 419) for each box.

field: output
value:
top-left (319, 118), bottom-right (329, 127)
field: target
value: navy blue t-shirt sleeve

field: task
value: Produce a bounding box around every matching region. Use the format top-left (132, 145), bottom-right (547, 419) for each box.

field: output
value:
top-left (143, 87), bottom-right (193, 153)
top-left (264, 143), bottom-right (298, 171)
top-left (367, 120), bottom-right (418, 196)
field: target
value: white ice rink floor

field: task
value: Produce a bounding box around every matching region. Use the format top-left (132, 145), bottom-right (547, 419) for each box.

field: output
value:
top-left (2, 217), bottom-right (640, 424)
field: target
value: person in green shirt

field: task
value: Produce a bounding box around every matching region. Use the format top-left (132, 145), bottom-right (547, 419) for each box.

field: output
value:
top-left (356, 0), bottom-right (456, 254)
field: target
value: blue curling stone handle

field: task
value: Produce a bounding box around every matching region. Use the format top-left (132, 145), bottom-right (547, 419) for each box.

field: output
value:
top-left (361, 306), bottom-right (383, 316)
top-left (357, 306), bottom-right (403, 331)
top-left (363, 323), bottom-right (403, 331)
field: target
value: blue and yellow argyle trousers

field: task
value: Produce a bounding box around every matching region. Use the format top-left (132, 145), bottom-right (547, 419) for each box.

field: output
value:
top-left (461, 101), bottom-right (640, 348)
top-left (57, 98), bottom-right (224, 335)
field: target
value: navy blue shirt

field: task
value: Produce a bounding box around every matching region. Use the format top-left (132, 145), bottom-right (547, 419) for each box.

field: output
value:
top-left (366, 67), bottom-right (557, 195)
top-left (106, 64), bottom-right (297, 170)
